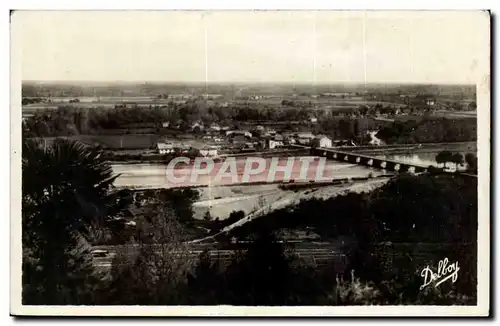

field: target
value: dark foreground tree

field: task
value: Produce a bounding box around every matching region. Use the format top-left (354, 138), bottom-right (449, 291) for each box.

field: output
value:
top-left (224, 232), bottom-right (294, 305)
top-left (22, 138), bottom-right (119, 304)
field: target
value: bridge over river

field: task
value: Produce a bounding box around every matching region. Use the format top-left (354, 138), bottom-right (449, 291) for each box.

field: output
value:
top-left (291, 144), bottom-right (477, 177)
top-left (294, 145), bottom-right (429, 173)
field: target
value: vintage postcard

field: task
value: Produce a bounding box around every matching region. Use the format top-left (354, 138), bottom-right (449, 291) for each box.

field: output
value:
top-left (10, 10), bottom-right (490, 316)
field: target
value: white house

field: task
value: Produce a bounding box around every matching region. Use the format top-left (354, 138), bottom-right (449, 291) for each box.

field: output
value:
top-left (199, 148), bottom-right (218, 157)
top-left (161, 121), bottom-right (170, 128)
top-left (157, 142), bottom-right (174, 154)
top-left (265, 129), bottom-right (277, 136)
top-left (210, 123), bottom-right (221, 131)
top-left (267, 139), bottom-right (285, 149)
top-left (312, 136), bottom-right (333, 148)
top-left (226, 130), bottom-right (252, 138)
top-left (191, 121), bottom-right (204, 131)
top-left (296, 132), bottom-right (315, 139)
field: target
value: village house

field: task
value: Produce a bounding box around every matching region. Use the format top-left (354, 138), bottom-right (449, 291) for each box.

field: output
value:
top-left (174, 144), bottom-right (191, 154)
top-left (232, 134), bottom-right (247, 145)
top-left (157, 142), bottom-right (174, 154)
top-left (295, 132), bottom-right (316, 145)
top-left (199, 147), bottom-right (219, 158)
top-left (264, 128), bottom-right (277, 137)
top-left (226, 130), bottom-right (253, 138)
top-left (285, 136), bottom-right (296, 145)
top-left (265, 134), bottom-right (285, 149)
top-left (312, 135), bottom-right (333, 148)
top-left (209, 123), bottom-right (221, 131)
top-left (244, 142), bottom-right (255, 150)
top-left (191, 121), bottom-right (204, 132)
top-left (267, 139), bottom-right (284, 149)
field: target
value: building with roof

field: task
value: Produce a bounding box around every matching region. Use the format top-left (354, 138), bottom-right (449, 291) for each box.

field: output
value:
top-left (157, 142), bottom-right (174, 154)
top-left (312, 136), bottom-right (333, 148)
top-left (232, 135), bottom-right (247, 145)
top-left (199, 148), bottom-right (219, 157)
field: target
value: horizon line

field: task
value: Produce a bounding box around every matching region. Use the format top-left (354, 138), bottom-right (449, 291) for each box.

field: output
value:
top-left (22, 80), bottom-right (476, 87)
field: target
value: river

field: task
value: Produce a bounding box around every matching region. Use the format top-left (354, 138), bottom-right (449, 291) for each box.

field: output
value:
top-left (112, 156), bottom-right (386, 189)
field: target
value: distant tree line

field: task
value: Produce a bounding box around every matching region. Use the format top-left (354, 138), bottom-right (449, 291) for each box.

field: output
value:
top-left (377, 118), bottom-right (477, 144)
top-left (22, 97), bottom-right (45, 105)
top-left (23, 102), bottom-right (477, 146)
top-left (22, 104), bottom-right (371, 140)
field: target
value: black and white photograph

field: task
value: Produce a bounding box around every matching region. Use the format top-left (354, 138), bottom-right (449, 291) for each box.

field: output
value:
top-left (10, 10), bottom-right (490, 316)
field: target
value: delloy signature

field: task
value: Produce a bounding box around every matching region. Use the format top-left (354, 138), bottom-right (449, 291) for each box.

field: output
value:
top-left (420, 258), bottom-right (460, 290)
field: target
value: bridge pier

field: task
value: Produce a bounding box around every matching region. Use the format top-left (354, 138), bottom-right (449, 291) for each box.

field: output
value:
top-left (373, 159), bottom-right (387, 169)
top-left (398, 164), bottom-right (410, 173)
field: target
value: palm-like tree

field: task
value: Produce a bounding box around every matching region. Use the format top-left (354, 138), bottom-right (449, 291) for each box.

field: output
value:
top-left (22, 138), bottom-right (120, 304)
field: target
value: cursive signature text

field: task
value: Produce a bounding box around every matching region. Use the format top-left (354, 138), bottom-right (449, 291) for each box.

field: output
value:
top-left (420, 258), bottom-right (460, 290)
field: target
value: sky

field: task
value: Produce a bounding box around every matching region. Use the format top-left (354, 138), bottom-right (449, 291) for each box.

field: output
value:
top-left (14, 10), bottom-right (489, 84)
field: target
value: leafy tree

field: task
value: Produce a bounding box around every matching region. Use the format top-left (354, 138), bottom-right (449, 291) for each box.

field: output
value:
top-left (436, 150), bottom-right (453, 168)
top-left (435, 151), bottom-right (446, 167)
top-left (103, 203), bottom-right (193, 305)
